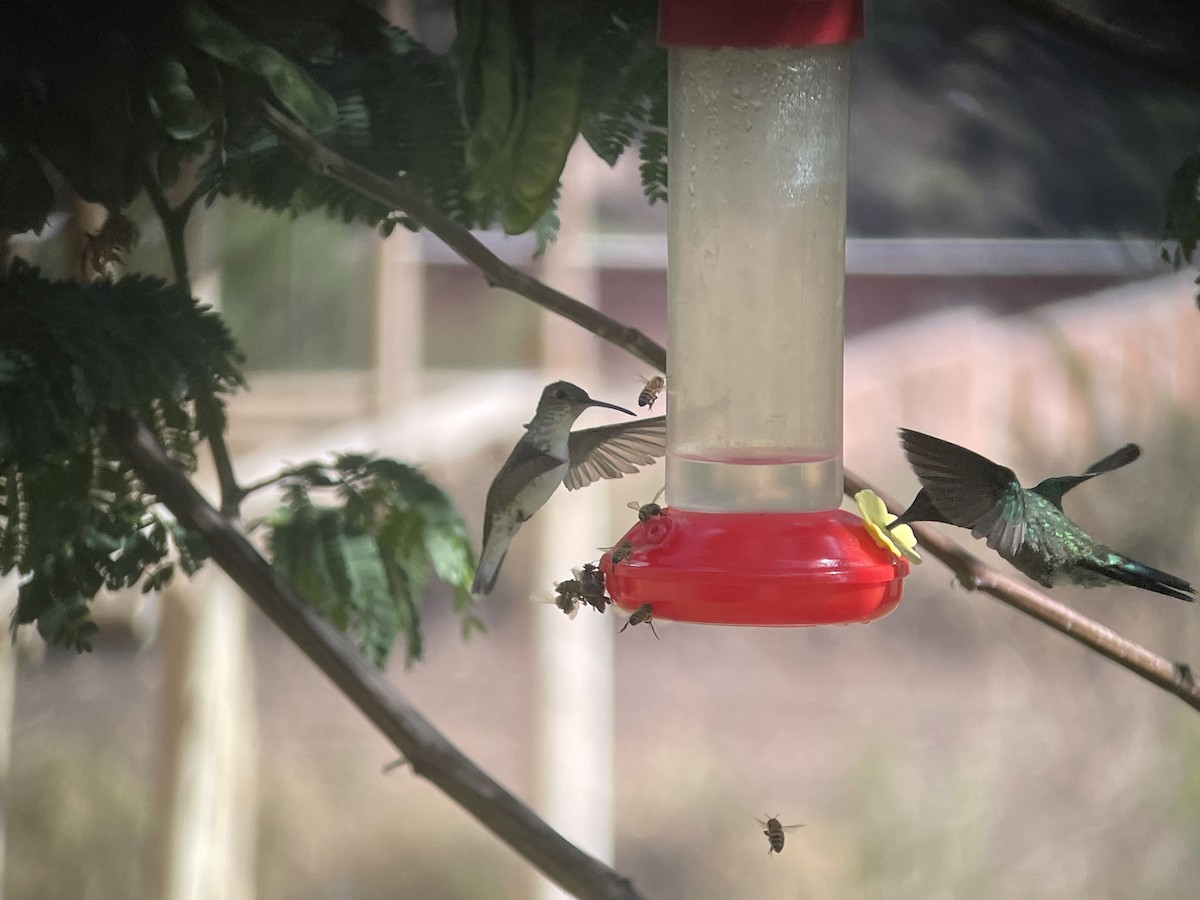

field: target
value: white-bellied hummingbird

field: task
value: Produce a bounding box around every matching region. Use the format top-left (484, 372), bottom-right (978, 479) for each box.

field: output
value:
top-left (472, 381), bottom-right (666, 597)
top-left (890, 428), bottom-right (1194, 602)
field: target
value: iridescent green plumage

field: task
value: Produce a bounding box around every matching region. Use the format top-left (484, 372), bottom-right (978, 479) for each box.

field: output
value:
top-left (893, 429), bottom-right (1194, 603)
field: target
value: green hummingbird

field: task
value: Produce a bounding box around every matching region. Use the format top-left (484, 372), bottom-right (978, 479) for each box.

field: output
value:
top-left (890, 428), bottom-right (1194, 602)
top-left (472, 381), bottom-right (666, 597)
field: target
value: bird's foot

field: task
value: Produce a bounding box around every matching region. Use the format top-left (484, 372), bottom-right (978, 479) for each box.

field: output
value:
top-left (1174, 661), bottom-right (1196, 688)
top-left (954, 572), bottom-right (983, 592)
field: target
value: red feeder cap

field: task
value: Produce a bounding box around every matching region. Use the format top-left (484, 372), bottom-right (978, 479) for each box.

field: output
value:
top-left (602, 509), bottom-right (907, 626)
top-left (659, 0), bottom-right (863, 48)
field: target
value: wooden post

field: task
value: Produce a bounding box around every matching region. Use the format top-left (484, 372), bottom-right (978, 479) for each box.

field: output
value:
top-left (146, 566), bottom-right (258, 900)
top-left (532, 146), bottom-right (616, 900)
top-left (373, 0), bottom-right (424, 415)
top-left (0, 574), bottom-right (18, 900)
top-left (147, 207), bottom-right (258, 898)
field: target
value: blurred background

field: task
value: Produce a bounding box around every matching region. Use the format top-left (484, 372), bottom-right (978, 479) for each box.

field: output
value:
top-left (4, 1), bottom-right (1200, 898)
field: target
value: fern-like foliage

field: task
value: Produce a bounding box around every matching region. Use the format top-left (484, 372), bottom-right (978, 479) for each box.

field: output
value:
top-left (0, 0), bottom-right (346, 228)
top-left (452, 0), bottom-right (667, 231)
top-left (1, 1), bottom-right (666, 242)
top-left (210, 11), bottom-right (485, 231)
top-left (0, 261), bottom-right (244, 649)
top-left (211, 1), bottom-right (667, 235)
top-left (1162, 149), bottom-right (1200, 304)
top-left (577, 0), bottom-right (668, 205)
top-left (264, 454), bottom-right (481, 668)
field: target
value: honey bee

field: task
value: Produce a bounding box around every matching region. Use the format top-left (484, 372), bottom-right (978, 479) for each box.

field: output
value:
top-left (619, 603), bottom-right (659, 639)
top-left (757, 815), bottom-right (805, 854)
top-left (551, 579), bottom-right (584, 618)
top-left (627, 486), bottom-right (666, 524)
top-left (574, 563), bottom-right (609, 613)
top-left (637, 375), bottom-right (665, 411)
top-left (600, 539), bottom-right (635, 565)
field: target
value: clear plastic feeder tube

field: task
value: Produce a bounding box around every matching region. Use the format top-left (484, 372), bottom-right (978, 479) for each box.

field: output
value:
top-left (667, 45), bottom-right (850, 512)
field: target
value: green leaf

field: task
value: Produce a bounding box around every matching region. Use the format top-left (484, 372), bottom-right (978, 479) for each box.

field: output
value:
top-left (182, 0), bottom-right (337, 132)
top-left (639, 128), bottom-right (668, 205)
top-left (0, 261), bottom-right (232, 650)
top-left (261, 453), bottom-right (477, 668)
top-left (148, 58), bottom-right (214, 141)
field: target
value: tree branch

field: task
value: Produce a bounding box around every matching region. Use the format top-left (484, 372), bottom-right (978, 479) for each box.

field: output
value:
top-left (257, 102), bottom-right (667, 374)
top-left (843, 470), bottom-right (1200, 713)
top-left (996, 0), bottom-right (1200, 92)
top-left (256, 102), bottom-right (1200, 716)
top-left (140, 161), bottom-right (193, 293)
top-left (106, 412), bottom-right (647, 900)
top-left (239, 471), bottom-right (290, 499)
top-left (141, 160), bottom-right (244, 517)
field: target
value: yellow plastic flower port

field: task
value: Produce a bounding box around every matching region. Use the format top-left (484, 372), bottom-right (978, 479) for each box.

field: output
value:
top-left (854, 489), bottom-right (921, 564)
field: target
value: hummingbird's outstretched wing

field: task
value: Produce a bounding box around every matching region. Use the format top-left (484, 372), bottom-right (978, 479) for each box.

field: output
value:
top-left (890, 488), bottom-right (951, 528)
top-left (899, 428), bottom-right (1028, 556)
top-left (564, 416), bottom-right (666, 490)
top-left (1031, 443), bottom-right (1141, 510)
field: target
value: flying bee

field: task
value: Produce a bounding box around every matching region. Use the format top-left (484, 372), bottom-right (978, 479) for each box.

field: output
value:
top-left (637, 375), bottom-right (665, 411)
top-left (756, 815), bottom-right (805, 855)
top-left (574, 563), bottom-right (610, 613)
top-left (600, 539), bottom-right (635, 565)
top-left (551, 579), bottom-right (584, 618)
top-left (627, 486), bottom-right (666, 524)
top-left (619, 603), bottom-right (659, 639)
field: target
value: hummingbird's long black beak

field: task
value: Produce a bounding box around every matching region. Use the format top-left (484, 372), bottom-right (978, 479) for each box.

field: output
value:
top-left (585, 398), bottom-right (636, 416)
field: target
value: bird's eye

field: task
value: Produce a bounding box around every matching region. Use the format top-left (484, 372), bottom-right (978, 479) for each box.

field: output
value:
top-left (554, 389), bottom-right (567, 400)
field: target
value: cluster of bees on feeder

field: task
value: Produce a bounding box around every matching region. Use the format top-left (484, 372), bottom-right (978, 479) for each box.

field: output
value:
top-left (547, 483), bottom-right (667, 637)
top-left (544, 378), bottom-right (667, 637)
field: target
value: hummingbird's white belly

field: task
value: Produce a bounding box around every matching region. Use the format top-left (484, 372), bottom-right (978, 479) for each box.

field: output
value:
top-left (517, 460), bottom-right (570, 520)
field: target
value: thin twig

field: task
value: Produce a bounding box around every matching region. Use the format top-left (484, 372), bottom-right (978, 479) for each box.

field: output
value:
top-left (141, 161), bottom-right (244, 517)
top-left (997, 0), bottom-right (1200, 92)
top-left (843, 470), bottom-right (1200, 713)
top-left (176, 177), bottom-right (211, 223)
top-left (239, 471), bottom-right (290, 498)
top-left (257, 102), bottom-right (667, 373)
top-left (141, 162), bottom-right (192, 293)
top-left (106, 412), bottom-right (648, 900)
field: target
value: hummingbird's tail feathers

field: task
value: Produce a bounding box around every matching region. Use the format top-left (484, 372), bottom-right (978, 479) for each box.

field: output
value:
top-left (471, 547), bottom-right (509, 597)
top-left (1079, 556), bottom-right (1196, 603)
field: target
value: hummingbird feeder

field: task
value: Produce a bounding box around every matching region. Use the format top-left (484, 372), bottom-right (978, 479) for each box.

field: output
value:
top-left (602, 0), bottom-right (910, 625)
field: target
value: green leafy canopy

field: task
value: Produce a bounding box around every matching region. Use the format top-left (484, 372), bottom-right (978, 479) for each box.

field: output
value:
top-left (264, 454), bottom-right (481, 668)
top-left (0, 1), bottom-right (667, 243)
top-left (0, 260), bottom-right (242, 649)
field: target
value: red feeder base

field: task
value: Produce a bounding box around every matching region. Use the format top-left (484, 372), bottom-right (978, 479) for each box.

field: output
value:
top-left (602, 508), bottom-right (907, 625)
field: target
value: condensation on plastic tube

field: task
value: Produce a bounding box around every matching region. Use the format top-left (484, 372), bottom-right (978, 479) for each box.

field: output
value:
top-left (666, 45), bottom-right (850, 513)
